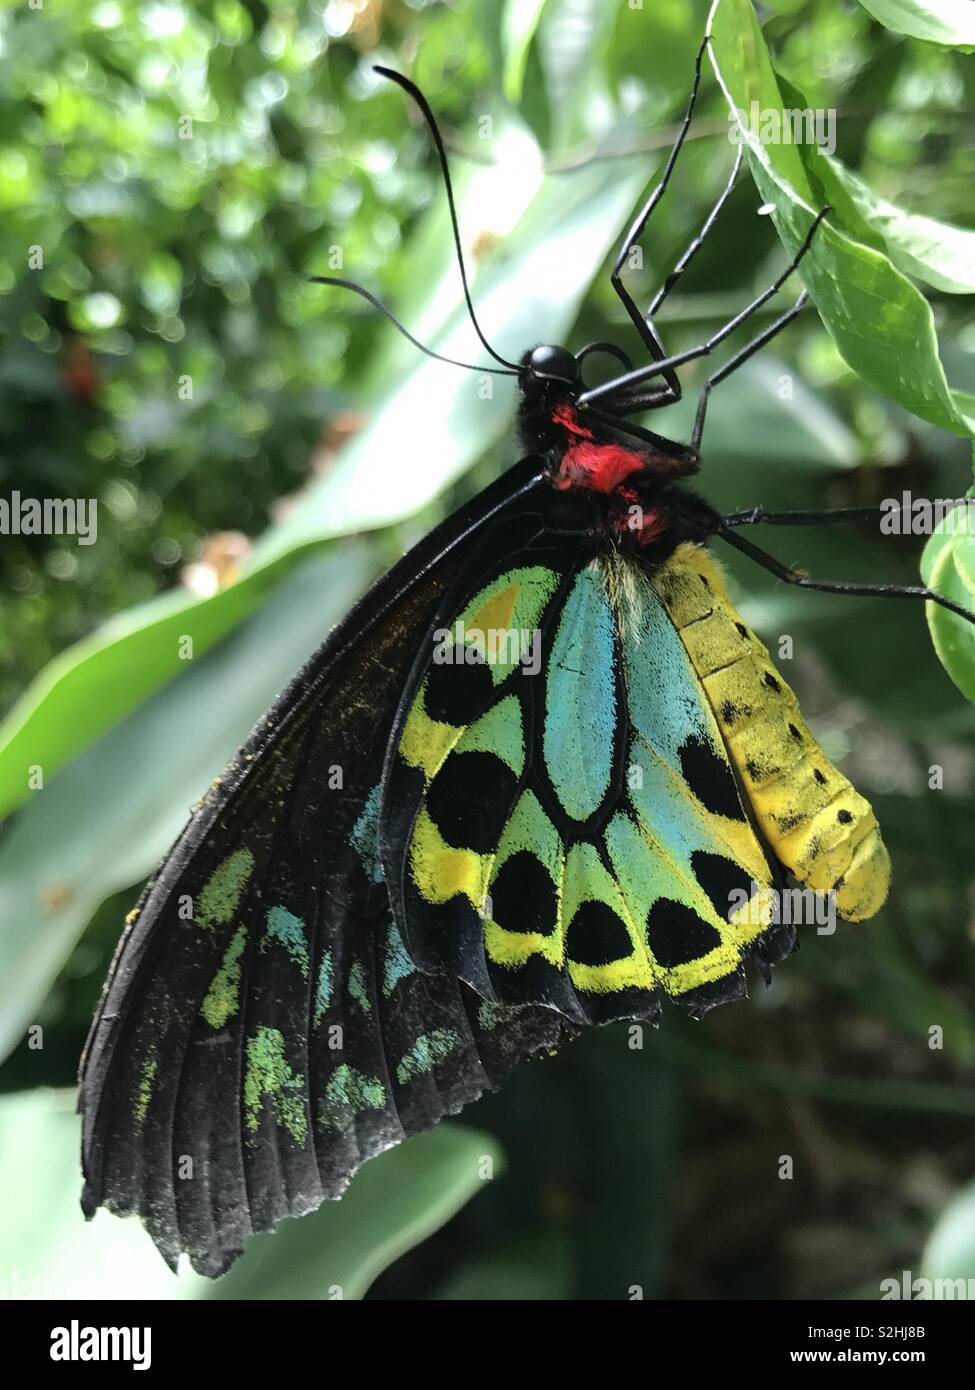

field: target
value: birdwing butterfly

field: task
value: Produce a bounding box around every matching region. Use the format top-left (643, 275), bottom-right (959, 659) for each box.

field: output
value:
top-left (79, 46), bottom-right (973, 1277)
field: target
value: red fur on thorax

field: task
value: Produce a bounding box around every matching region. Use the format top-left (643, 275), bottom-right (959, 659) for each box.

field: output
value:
top-left (550, 401), bottom-right (645, 493)
top-left (552, 402), bottom-right (593, 439)
top-left (554, 440), bottom-right (647, 493)
top-left (548, 401), bottom-right (674, 544)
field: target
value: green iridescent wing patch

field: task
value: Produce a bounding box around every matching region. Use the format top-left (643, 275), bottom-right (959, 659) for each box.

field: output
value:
top-left (384, 552), bottom-right (793, 1023)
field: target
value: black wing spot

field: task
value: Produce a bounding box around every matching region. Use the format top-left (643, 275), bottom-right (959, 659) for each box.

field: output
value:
top-left (691, 851), bottom-right (756, 923)
top-left (423, 649), bottom-right (495, 724)
top-left (426, 751), bottom-right (516, 852)
top-left (788, 723), bottom-right (802, 741)
top-left (679, 735), bottom-right (746, 821)
top-left (814, 768), bottom-right (827, 786)
top-left (566, 899), bottom-right (633, 967)
top-left (763, 672), bottom-right (781, 693)
top-left (735, 622), bottom-right (748, 638)
top-left (491, 851), bottom-right (557, 937)
top-left (837, 808), bottom-right (853, 824)
top-left (646, 898), bottom-right (723, 968)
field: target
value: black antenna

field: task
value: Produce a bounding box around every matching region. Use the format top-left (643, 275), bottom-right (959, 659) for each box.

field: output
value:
top-left (371, 64), bottom-right (519, 371)
top-left (307, 275), bottom-right (517, 375)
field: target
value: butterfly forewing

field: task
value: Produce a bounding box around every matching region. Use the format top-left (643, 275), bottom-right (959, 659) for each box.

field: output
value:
top-left (79, 462), bottom-right (579, 1276)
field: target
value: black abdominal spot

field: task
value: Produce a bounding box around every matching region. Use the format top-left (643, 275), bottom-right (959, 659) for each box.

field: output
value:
top-left (837, 809), bottom-right (853, 824)
top-left (423, 647), bottom-right (496, 724)
top-left (735, 622), bottom-right (748, 638)
top-left (491, 851), bottom-right (558, 937)
top-left (646, 899), bottom-right (723, 968)
top-left (691, 851), bottom-right (756, 923)
top-left (788, 723), bottom-right (802, 742)
top-left (679, 735), bottom-right (746, 821)
top-left (814, 769), bottom-right (827, 786)
top-left (426, 751), bottom-right (517, 852)
top-left (720, 701), bottom-right (738, 725)
top-left (566, 899), bottom-right (633, 967)
top-left (763, 672), bottom-right (781, 693)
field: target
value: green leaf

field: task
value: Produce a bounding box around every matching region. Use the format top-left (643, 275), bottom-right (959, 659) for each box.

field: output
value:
top-left (0, 140), bottom-right (650, 821)
top-left (921, 1179), bottom-right (975, 1286)
top-left (501, 0), bottom-right (552, 103)
top-left (922, 524), bottom-right (975, 703)
top-left (707, 0), bottom-right (975, 439)
top-left (0, 550), bottom-right (324, 825)
top-left (855, 0), bottom-right (975, 50)
top-left (0, 1089), bottom-right (500, 1300)
top-left (820, 157), bottom-right (975, 296)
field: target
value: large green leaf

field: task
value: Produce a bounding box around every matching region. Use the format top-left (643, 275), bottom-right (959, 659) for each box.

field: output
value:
top-left (0, 1089), bottom-right (500, 1300)
top-left (855, 0), bottom-right (975, 49)
top-left (707, 0), bottom-right (975, 439)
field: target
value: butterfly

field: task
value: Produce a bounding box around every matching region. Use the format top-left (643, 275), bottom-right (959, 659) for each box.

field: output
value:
top-left (79, 47), bottom-right (975, 1277)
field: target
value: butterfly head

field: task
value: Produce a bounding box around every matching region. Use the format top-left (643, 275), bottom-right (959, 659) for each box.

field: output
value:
top-left (516, 344), bottom-right (584, 444)
top-left (521, 344), bottom-right (581, 388)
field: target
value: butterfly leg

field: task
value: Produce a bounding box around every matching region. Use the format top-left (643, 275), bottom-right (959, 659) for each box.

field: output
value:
top-left (689, 291), bottom-right (809, 451)
top-left (608, 34), bottom-right (713, 406)
top-left (577, 206), bottom-right (829, 413)
top-left (646, 145), bottom-right (744, 321)
top-left (717, 526), bottom-right (975, 626)
top-left (723, 505), bottom-right (888, 527)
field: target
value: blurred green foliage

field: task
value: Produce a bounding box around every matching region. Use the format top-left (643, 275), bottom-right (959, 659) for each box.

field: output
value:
top-left (2, 0), bottom-right (975, 1300)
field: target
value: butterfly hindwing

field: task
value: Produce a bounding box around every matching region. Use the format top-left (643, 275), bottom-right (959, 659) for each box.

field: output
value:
top-left (383, 547), bottom-right (796, 1026)
top-left (79, 461), bottom-right (579, 1276)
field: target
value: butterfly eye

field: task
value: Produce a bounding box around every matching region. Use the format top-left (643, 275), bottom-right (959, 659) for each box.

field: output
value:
top-left (528, 344), bottom-right (580, 384)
